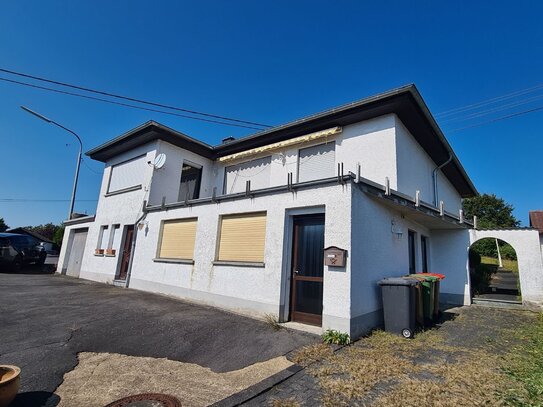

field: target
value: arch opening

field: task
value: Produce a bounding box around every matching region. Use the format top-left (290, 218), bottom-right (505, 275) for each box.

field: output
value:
top-left (469, 237), bottom-right (521, 303)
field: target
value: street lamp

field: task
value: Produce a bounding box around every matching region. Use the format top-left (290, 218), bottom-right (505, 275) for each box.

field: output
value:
top-left (21, 106), bottom-right (83, 220)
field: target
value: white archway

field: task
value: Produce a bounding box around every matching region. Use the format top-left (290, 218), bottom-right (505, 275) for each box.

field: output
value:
top-left (469, 229), bottom-right (543, 308)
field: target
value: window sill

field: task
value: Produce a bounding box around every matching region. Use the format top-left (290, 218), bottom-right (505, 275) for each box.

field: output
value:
top-left (152, 258), bottom-right (194, 265)
top-left (104, 185), bottom-right (142, 197)
top-left (94, 253), bottom-right (104, 257)
top-left (105, 254), bottom-right (116, 257)
top-left (212, 260), bottom-right (265, 268)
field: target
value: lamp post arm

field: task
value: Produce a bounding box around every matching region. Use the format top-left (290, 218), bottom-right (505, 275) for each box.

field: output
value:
top-left (50, 121), bottom-right (83, 219)
top-left (51, 121), bottom-right (83, 152)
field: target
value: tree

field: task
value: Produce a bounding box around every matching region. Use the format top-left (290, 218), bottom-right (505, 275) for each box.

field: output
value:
top-left (0, 217), bottom-right (8, 232)
top-left (53, 225), bottom-right (65, 246)
top-left (463, 193), bottom-right (520, 229)
top-left (25, 223), bottom-right (57, 241)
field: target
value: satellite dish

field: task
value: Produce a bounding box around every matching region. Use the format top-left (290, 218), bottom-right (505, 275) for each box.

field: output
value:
top-left (153, 153), bottom-right (167, 170)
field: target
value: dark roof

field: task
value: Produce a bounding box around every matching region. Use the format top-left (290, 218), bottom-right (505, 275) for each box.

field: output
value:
top-left (529, 211), bottom-right (543, 233)
top-left (86, 84), bottom-right (477, 197)
top-left (7, 227), bottom-right (54, 243)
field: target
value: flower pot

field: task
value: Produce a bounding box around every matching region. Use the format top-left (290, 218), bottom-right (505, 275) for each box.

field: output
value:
top-left (95, 249), bottom-right (104, 255)
top-left (105, 249), bottom-right (116, 256)
top-left (0, 365), bottom-right (20, 407)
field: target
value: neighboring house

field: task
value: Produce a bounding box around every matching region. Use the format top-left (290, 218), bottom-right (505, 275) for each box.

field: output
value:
top-left (529, 211), bottom-right (543, 252)
top-left (8, 227), bottom-right (53, 244)
top-left (8, 227), bottom-right (60, 256)
top-left (57, 85), bottom-right (479, 338)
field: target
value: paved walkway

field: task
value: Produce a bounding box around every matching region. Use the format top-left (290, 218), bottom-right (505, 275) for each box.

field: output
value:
top-left (0, 270), bottom-right (316, 406)
top-left (475, 268), bottom-right (521, 302)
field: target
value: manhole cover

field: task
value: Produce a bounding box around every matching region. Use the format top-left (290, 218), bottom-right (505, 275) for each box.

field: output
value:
top-left (104, 393), bottom-right (181, 407)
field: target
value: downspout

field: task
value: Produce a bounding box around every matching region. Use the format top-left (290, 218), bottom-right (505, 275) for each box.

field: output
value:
top-left (124, 203), bottom-right (147, 288)
top-left (432, 153), bottom-right (453, 206)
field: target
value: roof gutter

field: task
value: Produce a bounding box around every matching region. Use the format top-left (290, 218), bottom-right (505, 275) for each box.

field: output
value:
top-left (124, 205), bottom-right (147, 289)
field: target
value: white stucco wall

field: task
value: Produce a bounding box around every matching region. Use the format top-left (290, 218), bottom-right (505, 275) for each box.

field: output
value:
top-left (212, 114), bottom-right (398, 198)
top-left (130, 183), bottom-right (353, 333)
top-left (148, 140), bottom-right (215, 205)
top-left (470, 229), bottom-right (543, 307)
top-left (430, 229), bottom-right (471, 305)
top-left (336, 115), bottom-right (398, 189)
top-left (395, 116), bottom-right (462, 214)
top-left (350, 186), bottom-right (441, 336)
top-left (58, 143), bottom-right (158, 282)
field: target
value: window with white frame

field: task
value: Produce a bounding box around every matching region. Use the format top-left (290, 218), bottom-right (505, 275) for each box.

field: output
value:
top-left (297, 142), bottom-right (336, 182)
top-left (106, 224), bottom-right (121, 254)
top-left (157, 218), bottom-right (198, 260)
top-left (223, 156), bottom-right (271, 194)
top-left (216, 212), bottom-right (267, 263)
top-left (107, 155), bottom-right (146, 193)
top-left (96, 225), bottom-right (109, 252)
top-left (178, 162), bottom-right (202, 201)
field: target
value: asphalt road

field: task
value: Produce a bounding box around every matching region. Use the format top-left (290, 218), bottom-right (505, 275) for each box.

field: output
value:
top-left (0, 267), bottom-right (316, 406)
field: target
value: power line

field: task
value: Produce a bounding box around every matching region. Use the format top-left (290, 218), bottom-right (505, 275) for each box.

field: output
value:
top-left (447, 104), bottom-right (543, 133)
top-left (0, 67), bottom-right (272, 128)
top-left (436, 82), bottom-right (543, 118)
top-left (81, 158), bottom-right (103, 175)
top-left (439, 92), bottom-right (543, 124)
top-left (0, 77), bottom-right (264, 130)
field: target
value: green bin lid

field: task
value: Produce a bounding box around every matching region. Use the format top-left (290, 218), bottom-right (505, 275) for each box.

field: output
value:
top-left (407, 274), bottom-right (438, 281)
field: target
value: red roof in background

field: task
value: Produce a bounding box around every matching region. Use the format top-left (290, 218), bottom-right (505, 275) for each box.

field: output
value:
top-left (529, 211), bottom-right (543, 233)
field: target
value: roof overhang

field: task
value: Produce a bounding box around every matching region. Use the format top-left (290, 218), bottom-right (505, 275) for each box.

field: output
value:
top-left (86, 85), bottom-right (477, 197)
top-left (86, 121), bottom-right (214, 161)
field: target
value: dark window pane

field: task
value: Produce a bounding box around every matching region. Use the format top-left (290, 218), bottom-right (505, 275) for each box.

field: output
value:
top-left (295, 281), bottom-right (323, 315)
top-left (179, 164), bottom-right (202, 201)
top-left (408, 230), bottom-right (416, 274)
top-left (421, 236), bottom-right (428, 272)
top-left (295, 221), bottom-right (325, 278)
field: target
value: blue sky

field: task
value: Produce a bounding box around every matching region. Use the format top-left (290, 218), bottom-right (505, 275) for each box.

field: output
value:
top-left (1, 1), bottom-right (542, 227)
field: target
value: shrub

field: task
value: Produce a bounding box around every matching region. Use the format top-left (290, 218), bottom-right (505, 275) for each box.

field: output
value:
top-left (322, 329), bottom-right (350, 345)
top-left (468, 249), bottom-right (481, 268)
top-left (499, 244), bottom-right (517, 260)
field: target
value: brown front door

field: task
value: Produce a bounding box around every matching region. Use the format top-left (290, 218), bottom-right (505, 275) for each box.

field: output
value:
top-left (118, 226), bottom-right (134, 280)
top-left (290, 214), bottom-right (325, 326)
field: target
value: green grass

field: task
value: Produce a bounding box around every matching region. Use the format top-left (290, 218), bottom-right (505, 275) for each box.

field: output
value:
top-left (295, 311), bottom-right (543, 406)
top-left (481, 256), bottom-right (519, 273)
top-left (502, 313), bottom-right (543, 406)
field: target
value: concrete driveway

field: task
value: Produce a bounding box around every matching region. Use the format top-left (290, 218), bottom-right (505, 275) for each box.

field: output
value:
top-left (0, 267), bottom-right (316, 406)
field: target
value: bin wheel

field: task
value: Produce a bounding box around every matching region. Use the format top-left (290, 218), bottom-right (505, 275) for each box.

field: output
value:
top-left (402, 329), bottom-right (413, 339)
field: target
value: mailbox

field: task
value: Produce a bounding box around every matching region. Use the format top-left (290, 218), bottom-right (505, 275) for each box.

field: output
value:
top-left (323, 246), bottom-right (347, 267)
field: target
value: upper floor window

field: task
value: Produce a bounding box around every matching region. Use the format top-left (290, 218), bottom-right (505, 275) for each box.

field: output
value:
top-left (223, 156), bottom-right (271, 194)
top-left (107, 155), bottom-right (146, 194)
top-left (178, 162), bottom-right (202, 201)
top-left (297, 142), bottom-right (335, 183)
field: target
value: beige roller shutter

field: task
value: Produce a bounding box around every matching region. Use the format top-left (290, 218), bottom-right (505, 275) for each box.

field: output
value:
top-left (218, 212), bottom-right (267, 262)
top-left (159, 218), bottom-right (197, 259)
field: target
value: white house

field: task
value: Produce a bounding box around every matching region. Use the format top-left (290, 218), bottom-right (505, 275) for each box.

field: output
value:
top-left (57, 85), bottom-right (479, 338)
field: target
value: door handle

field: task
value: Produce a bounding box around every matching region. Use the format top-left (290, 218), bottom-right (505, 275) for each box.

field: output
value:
top-left (294, 270), bottom-right (299, 274)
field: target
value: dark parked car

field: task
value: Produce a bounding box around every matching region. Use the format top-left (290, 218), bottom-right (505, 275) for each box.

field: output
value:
top-left (0, 233), bottom-right (47, 271)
